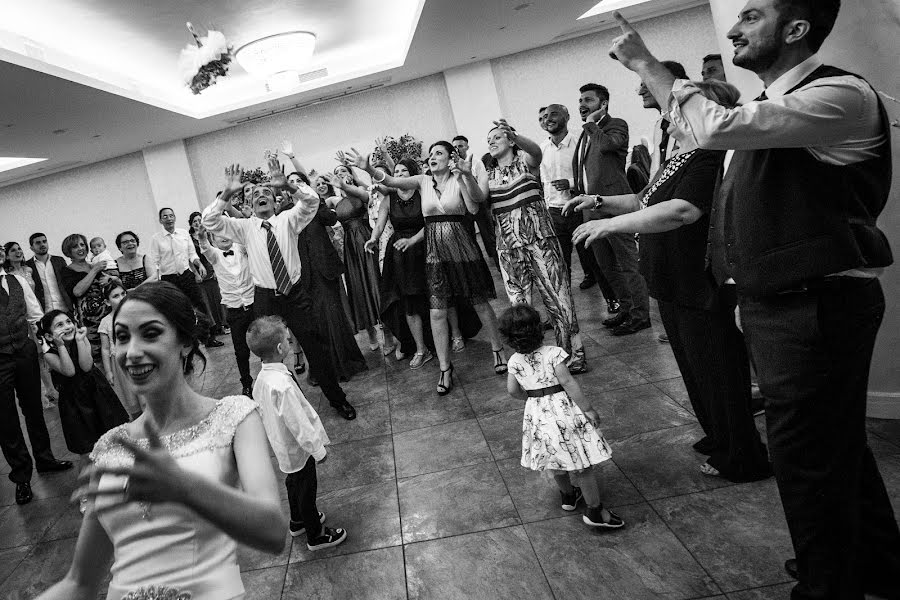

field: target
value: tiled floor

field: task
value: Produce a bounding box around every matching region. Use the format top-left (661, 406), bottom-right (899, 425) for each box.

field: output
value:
top-left (3, 264), bottom-right (900, 600)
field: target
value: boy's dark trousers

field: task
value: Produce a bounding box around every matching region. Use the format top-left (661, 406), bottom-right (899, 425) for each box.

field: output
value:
top-left (285, 456), bottom-right (322, 542)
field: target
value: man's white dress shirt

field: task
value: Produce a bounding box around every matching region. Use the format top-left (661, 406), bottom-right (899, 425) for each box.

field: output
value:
top-left (668, 54), bottom-right (885, 280)
top-left (149, 228), bottom-right (199, 276)
top-left (202, 188), bottom-right (317, 291)
top-left (539, 131), bottom-right (577, 209)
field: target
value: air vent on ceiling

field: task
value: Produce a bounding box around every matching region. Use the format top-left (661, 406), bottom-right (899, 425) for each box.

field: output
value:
top-left (225, 77), bottom-right (392, 125)
top-left (297, 68), bottom-right (329, 85)
top-left (0, 161), bottom-right (84, 187)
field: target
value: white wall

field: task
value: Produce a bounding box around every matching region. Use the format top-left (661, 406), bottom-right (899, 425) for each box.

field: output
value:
top-left (0, 152), bottom-right (158, 260)
top-left (185, 74), bottom-right (456, 208)
top-left (491, 4), bottom-right (717, 149)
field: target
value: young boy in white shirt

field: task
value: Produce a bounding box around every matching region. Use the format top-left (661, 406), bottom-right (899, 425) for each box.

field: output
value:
top-left (246, 315), bottom-right (347, 551)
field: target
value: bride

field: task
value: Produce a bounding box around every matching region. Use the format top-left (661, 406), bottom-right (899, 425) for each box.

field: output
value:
top-left (38, 281), bottom-right (286, 600)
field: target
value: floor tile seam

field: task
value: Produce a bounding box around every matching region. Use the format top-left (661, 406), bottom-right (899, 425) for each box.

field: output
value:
top-left (868, 430), bottom-right (900, 452)
top-left (401, 520), bottom-right (527, 550)
top-left (389, 414), bottom-right (480, 437)
top-left (642, 493), bottom-right (728, 596)
top-left (607, 422), bottom-right (702, 448)
top-left (383, 370), bottom-right (410, 576)
top-left (280, 539), bottom-right (405, 567)
top-left (721, 580), bottom-right (796, 597)
top-left (0, 541), bottom-right (39, 588)
top-left (396, 454), bottom-right (496, 482)
top-left (514, 514), bottom-right (560, 600)
top-left (641, 478), bottom-right (746, 505)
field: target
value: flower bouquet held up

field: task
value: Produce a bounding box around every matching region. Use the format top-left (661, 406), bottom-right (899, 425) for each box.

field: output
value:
top-left (239, 166), bottom-right (271, 185)
top-left (372, 134), bottom-right (423, 164)
top-left (178, 22), bottom-right (234, 95)
top-left (121, 585), bottom-right (192, 600)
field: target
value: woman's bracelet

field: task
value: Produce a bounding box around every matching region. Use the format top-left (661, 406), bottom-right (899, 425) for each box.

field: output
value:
top-left (372, 170), bottom-right (387, 183)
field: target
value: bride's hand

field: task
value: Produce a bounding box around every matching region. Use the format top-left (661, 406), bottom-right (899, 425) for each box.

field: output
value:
top-left (73, 420), bottom-right (190, 512)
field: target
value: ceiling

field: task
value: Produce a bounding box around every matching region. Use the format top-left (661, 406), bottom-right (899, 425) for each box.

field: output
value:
top-left (0, 0), bottom-right (705, 187)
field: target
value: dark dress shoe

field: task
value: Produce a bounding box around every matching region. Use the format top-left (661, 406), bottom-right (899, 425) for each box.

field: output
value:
top-left (606, 299), bottom-right (620, 314)
top-left (15, 482), bottom-right (33, 505)
top-left (579, 278), bottom-right (596, 290)
top-left (36, 459), bottom-right (73, 473)
top-left (612, 319), bottom-right (651, 336)
top-left (784, 558), bottom-right (798, 580)
top-left (205, 338), bottom-right (225, 348)
top-left (692, 437), bottom-right (717, 455)
top-left (332, 401), bottom-right (356, 420)
top-left (602, 312), bottom-right (629, 329)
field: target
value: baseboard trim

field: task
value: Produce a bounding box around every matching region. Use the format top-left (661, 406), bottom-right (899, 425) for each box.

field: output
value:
top-left (867, 391), bottom-right (900, 420)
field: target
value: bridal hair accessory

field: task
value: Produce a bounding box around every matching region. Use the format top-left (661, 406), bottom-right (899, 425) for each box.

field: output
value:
top-left (178, 22), bottom-right (234, 95)
top-left (121, 585), bottom-right (192, 600)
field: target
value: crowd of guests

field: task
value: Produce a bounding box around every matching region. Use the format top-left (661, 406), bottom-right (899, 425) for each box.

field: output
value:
top-left (1, 1), bottom-right (897, 598)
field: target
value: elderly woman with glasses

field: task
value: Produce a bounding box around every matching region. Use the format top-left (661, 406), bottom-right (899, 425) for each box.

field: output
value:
top-left (115, 231), bottom-right (158, 291)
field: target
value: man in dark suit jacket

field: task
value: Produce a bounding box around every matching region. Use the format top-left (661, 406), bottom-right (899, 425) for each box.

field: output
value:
top-left (571, 83), bottom-right (650, 335)
top-left (26, 232), bottom-right (73, 312)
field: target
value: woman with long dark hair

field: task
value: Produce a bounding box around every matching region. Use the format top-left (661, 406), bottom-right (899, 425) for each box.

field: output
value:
top-left (39, 281), bottom-right (285, 599)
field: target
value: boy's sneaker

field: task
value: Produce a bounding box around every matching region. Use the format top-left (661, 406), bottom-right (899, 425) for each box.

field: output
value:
top-left (583, 505), bottom-right (625, 529)
top-left (289, 511), bottom-right (325, 537)
top-left (560, 487), bottom-right (583, 511)
top-left (307, 526), bottom-right (347, 551)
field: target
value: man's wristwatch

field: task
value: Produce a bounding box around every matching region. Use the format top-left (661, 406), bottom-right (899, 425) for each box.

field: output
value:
top-left (592, 195), bottom-right (604, 210)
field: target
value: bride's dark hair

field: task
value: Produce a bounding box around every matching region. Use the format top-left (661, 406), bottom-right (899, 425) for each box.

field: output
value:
top-left (113, 281), bottom-right (207, 375)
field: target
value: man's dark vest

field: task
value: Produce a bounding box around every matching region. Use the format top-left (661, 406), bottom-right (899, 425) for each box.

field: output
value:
top-left (0, 275), bottom-right (31, 354)
top-left (708, 64), bottom-right (893, 297)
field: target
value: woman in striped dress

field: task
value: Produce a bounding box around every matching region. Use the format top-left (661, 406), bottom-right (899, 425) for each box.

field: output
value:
top-left (479, 119), bottom-right (586, 373)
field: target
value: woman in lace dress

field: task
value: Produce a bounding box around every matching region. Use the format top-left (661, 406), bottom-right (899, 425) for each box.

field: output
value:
top-left (38, 282), bottom-right (285, 600)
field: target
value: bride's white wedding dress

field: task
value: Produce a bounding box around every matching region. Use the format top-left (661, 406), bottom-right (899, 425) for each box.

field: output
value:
top-left (90, 395), bottom-right (258, 600)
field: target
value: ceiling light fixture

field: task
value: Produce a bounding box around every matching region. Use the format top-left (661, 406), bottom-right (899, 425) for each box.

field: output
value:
top-left (236, 31), bottom-right (317, 92)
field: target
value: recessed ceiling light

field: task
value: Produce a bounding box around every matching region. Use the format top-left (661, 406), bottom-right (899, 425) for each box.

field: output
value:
top-left (92, 134), bottom-right (102, 138)
top-left (498, 26), bottom-right (507, 30)
top-left (52, 128), bottom-right (68, 135)
top-left (514, 3), bottom-right (531, 10)
top-left (578, 0), bottom-right (651, 20)
top-left (0, 157), bottom-right (47, 173)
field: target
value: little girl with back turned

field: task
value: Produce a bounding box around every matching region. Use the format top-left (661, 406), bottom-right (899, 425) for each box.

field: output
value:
top-left (499, 304), bottom-right (624, 529)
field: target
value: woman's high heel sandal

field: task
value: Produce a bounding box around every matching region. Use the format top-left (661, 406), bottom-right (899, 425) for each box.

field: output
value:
top-left (437, 365), bottom-right (454, 396)
top-left (493, 348), bottom-right (507, 375)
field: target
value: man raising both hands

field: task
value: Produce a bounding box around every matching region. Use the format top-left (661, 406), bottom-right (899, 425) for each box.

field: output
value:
top-left (203, 158), bottom-right (356, 420)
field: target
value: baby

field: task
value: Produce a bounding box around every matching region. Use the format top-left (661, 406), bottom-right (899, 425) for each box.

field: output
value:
top-left (89, 237), bottom-right (119, 274)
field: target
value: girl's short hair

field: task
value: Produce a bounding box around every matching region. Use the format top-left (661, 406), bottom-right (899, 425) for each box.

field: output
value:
top-left (498, 304), bottom-right (544, 354)
top-left (60, 234), bottom-right (88, 259)
top-left (113, 281), bottom-right (206, 376)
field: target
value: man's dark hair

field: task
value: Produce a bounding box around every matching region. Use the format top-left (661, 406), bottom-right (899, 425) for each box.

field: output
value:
top-left (452, 135), bottom-right (468, 144)
top-left (538, 106), bottom-right (547, 114)
top-left (702, 53), bottom-right (722, 64)
top-left (775, 0), bottom-right (840, 52)
top-left (29, 232), bottom-right (46, 246)
top-left (579, 83), bottom-right (610, 104)
top-left (661, 61), bottom-right (688, 80)
top-left (158, 207), bottom-right (174, 219)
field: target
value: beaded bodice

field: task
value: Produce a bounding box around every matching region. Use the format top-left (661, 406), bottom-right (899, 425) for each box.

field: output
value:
top-left (90, 395), bottom-right (258, 600)
top-left (91, 395), bottom-right (257, 467)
